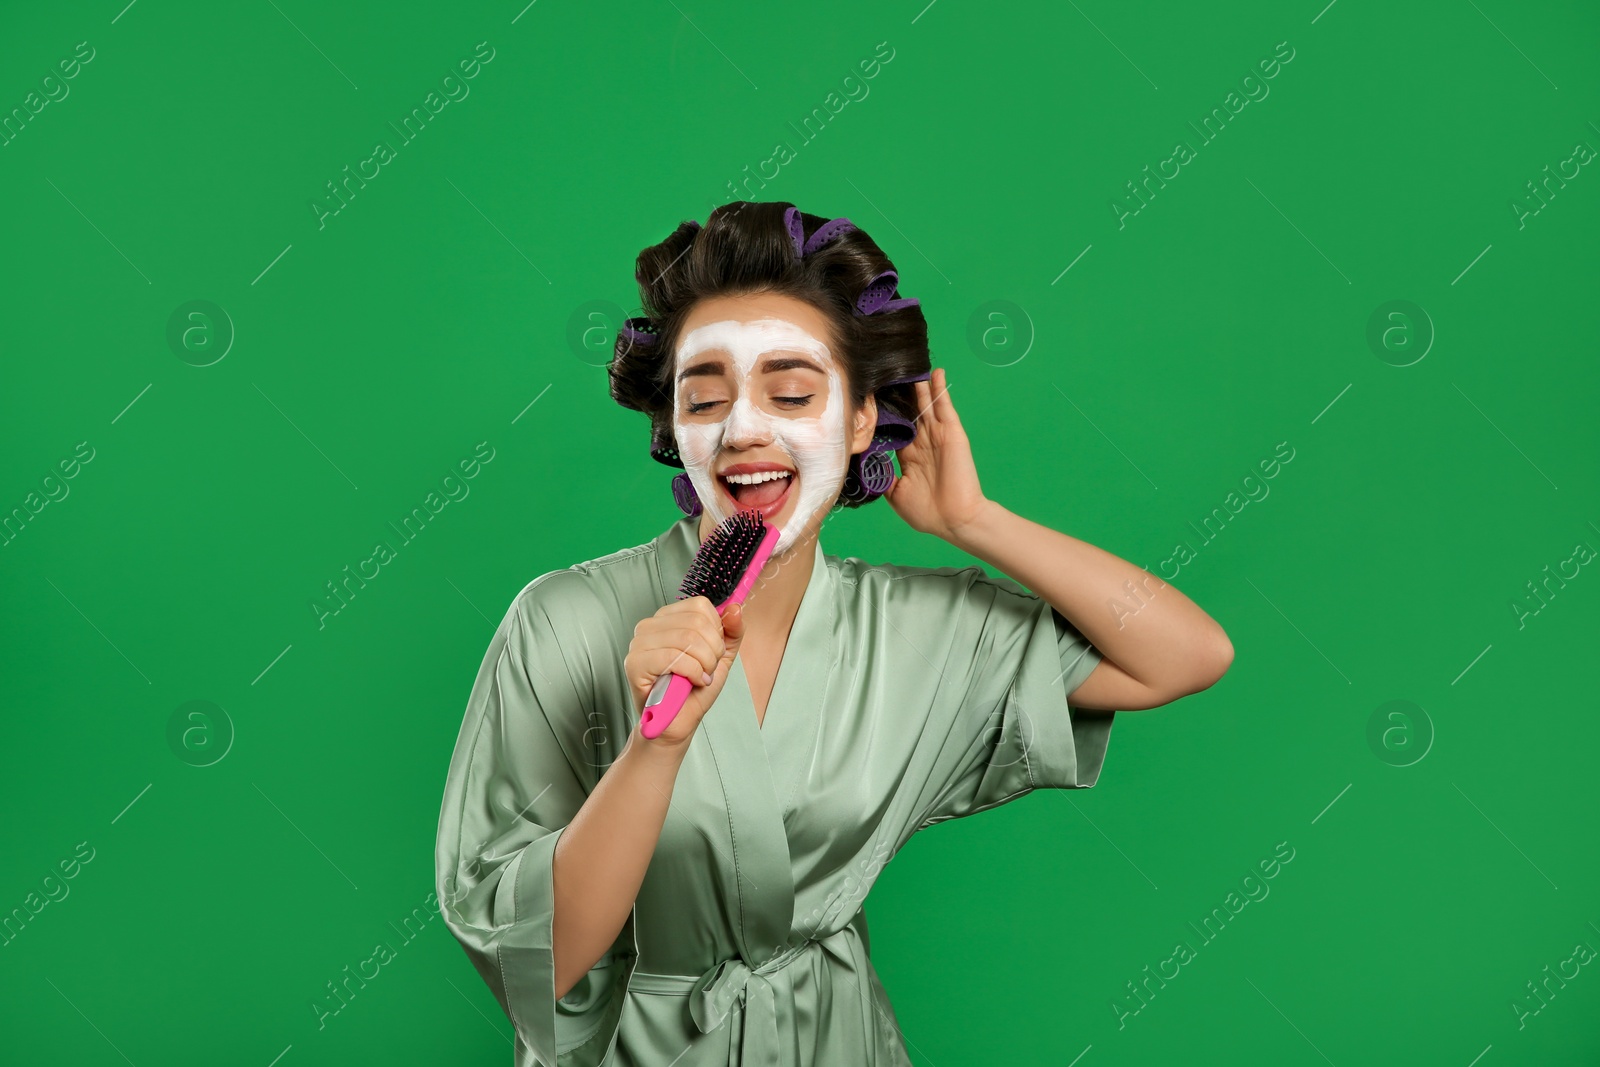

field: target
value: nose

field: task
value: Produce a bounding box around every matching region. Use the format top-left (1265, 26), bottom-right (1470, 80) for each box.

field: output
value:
top-left (721, 394), bottom-right (773, 451)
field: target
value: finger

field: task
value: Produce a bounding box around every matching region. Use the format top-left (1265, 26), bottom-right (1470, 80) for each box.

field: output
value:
top-left (643, 627), bottom-right (721, 676)
top-left (679, 594), bottom-right (720, 617)
top-left (640, 614), bottom-right (719, 653)
top-left (721, 600), bottom-right (745, 642)
top-left (931, 367), bottom-right (956, 423)
top-left (645, 646), bottom-right (714, 688)
top-left (654, 647), bottom-right (714, 687)
top-left (895, 432), bottom-right (927, 468)
top-left (656, 598), bottom-right (711, 623)
top-left (913, 378), bottom-right (938, 427)
top-left (678, 595), bottom-right (726, 634)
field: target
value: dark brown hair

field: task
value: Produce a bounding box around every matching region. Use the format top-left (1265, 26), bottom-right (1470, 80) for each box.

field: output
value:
top-left (607, 200), bottom-right (930, 508)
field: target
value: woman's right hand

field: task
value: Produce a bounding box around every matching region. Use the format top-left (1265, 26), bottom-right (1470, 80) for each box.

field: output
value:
top-left (624, 596), bottom-right (745, 749)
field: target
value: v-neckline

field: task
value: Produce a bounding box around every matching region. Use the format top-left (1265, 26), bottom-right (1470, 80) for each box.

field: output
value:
top-left (739, 638), bottom-right (785, 730)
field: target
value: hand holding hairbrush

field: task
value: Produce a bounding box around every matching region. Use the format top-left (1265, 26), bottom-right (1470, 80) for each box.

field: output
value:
top-left (639, 510), bottom-right (782, 740)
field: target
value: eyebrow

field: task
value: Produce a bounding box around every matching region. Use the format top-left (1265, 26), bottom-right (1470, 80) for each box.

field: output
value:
top-left (676, 354), bottom-right (827, 384)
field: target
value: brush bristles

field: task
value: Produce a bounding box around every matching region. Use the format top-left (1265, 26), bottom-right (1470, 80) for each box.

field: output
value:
top-left (678, 510), bottom-right (768, 604)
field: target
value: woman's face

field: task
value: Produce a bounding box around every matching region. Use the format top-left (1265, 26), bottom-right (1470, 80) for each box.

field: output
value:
top-left (671, 292), bottom-right (876, 555)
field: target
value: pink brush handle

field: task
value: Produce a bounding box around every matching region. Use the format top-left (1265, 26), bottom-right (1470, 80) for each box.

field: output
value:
top-left (639, 522), bottom-right (782, 740)
top-left (639, 672), bottom-right (693, 739)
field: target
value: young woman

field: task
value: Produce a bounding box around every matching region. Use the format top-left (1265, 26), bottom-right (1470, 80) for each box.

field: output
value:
top-left (435, 202), bottom-right (1232, 1066)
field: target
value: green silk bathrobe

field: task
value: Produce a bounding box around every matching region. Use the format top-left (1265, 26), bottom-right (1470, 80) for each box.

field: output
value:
top-left (435, 515), bottom-right (1116, 1066)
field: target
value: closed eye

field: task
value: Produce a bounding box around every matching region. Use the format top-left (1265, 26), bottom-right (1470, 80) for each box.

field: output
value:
top-left (686, 395), bottom-right (814, 414)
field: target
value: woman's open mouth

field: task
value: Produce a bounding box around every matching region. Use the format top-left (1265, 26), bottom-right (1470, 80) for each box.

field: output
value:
top-left (718, 468), bottom-right (795, 521)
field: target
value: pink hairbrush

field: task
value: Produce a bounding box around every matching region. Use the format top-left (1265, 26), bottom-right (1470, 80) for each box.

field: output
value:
top-left (640, 510), bottom-right (782, 740)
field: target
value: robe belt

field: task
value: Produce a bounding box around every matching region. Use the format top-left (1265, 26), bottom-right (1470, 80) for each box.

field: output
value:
top-left (629, 922), bottom-right (861, 1067)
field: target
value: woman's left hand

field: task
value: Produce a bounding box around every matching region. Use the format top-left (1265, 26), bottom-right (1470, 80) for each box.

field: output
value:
top-left (883, 367), bottom-right (992, 543)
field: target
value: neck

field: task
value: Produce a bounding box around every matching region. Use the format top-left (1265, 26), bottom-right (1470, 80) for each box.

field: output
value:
top-left (696, 511), bottom-right (818, 636)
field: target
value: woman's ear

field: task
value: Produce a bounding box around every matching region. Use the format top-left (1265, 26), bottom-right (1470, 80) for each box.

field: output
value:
top-left (849, 394), bottom-right (878, 455)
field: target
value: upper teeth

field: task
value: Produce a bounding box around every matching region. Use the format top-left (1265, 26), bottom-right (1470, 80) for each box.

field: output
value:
top-left (723, 470), bottom-right (792, 485)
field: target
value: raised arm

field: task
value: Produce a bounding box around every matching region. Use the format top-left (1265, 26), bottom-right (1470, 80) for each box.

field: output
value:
top-left (884, 367), bottom-right (1232, 711)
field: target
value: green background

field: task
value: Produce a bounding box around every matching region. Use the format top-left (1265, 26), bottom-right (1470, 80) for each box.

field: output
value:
top-left (3, 0), bottom-right (1597, 1063)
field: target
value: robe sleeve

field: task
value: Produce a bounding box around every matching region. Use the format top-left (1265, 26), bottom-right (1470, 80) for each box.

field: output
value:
top-left (434, 573), bottom-right (637, 1066)
top-left (912, 567), bottom-right (1116, 831)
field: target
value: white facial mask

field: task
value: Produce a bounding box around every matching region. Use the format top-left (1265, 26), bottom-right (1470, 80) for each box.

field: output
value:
top-left (672, 317), bottom-right (850, 556)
